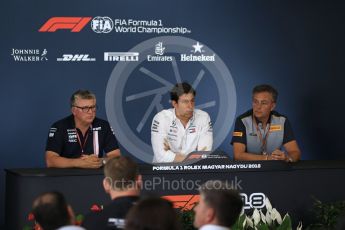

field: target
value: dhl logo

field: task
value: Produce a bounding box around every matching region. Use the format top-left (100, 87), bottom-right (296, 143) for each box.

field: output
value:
top-left (163, 194), bottom-right (200, 211)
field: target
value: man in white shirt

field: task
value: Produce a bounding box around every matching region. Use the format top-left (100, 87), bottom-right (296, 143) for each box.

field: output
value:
top-left (151, 82), bottom-right (213, 163)
top-left (193, 181), bottom-right (243, 230)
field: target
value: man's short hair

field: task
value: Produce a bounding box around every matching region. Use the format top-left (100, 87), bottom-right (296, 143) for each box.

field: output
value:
top-left (104, 156), bottom-right (139, 191)
top-left (32, 191), bottom-right (70, 230)
top-left (170, 82), bottom-right (196, 103)
top-left (125, 196), bottom-right (181, 230)
top-left (70, 89), bottom-right (96, 107)
top-left (199, 180), bottom-right (243, 228)
top-left (252, 84), bottom-right (278, 102)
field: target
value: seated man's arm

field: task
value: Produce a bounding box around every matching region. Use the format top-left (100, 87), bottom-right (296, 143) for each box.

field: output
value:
top-left (46, 151), bottom-right (102, 168)
top-left (151, 113), bottom-right (185, 163)
top-left (271, 118), bottom-right (301, 162)
top-left (45, 124), bottom-right (102, 168)
top-left (103, 123), bottom-right (121, 160)
top-left (197, 113), bottom-right (213, 151)
top-left (271, 140), bottom-right (301, 162)
top-left (283, 119), bottom-right (301, 161)
top-left (105, 149), bottom-right (121, 158)
top-left (173, 153), bottom-right (186, 162)
top-left (283, 140), bottom-right (301, 162)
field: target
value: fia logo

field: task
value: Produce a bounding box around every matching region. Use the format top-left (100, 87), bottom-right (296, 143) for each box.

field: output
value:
top-left (91, 16), bottom-right (114, 33)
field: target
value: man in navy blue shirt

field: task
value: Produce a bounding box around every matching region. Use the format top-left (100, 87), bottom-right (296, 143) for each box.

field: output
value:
top-left (45, 90), bottom-right (120, 168)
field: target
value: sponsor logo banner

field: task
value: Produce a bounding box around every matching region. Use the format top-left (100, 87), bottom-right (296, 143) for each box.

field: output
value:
top-left (39, 17), bottom-right (92, 32)
top-left (164, 193), bottom-right (266, 210)
top-left (91, 16), bottom-right (114, 33)
top-left (104, 52), bottom-right (139, 62)
top-left (39, 17), bottom-right (191, 34)
top-left (57, 54), bottom-right (96, 62)
top-left (11, 48), bottom-right (48, 62)
top-left (147, 42), bottom-right (173, 62)
top-left (180, 42), bottom-right (215, 62)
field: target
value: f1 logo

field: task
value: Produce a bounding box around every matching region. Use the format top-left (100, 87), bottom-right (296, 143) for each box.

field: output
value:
top-left (163, 195), bottom-right (200, 211)
top-left (39, 17), bottom-right (92, 32)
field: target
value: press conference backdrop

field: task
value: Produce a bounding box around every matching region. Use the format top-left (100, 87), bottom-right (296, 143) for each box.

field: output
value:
top-left (1, 0), bottom-right (345, 227)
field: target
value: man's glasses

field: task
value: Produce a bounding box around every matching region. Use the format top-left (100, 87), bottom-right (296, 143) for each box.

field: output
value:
top-left (73, 105), bottom-right (97, 113)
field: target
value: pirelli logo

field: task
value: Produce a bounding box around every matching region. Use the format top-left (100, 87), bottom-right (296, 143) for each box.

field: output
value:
top-left (233, 131), bottom-right (243, 137)
top-left (270, 125), bottom-right (282, 132)
top-left (163, 195), bottom-right (200, 211)
top-left (104, 52), bottom-right (139, 61)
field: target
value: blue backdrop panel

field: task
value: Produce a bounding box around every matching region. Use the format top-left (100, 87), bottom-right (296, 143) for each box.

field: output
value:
top-left (1, 0), bottom-right (345, 227)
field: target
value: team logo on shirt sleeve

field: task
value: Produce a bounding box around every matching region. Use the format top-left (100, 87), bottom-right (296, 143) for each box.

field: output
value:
top-left (233, 131), bottom-right (243, 137)
top-left (48, 127), bottom-right (57, 137)
top-left (110, 126), bottom-right (115, 135)
top-left (151, 119), bottom-right (160, 132)
top-left (208, 121), bottom-right (213, 132)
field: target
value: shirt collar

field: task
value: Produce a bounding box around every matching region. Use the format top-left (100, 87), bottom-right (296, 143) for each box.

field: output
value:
top-left (68, 115), bottom-right (93, 132)
top-left (199, 224), bottom-right (230, 230)
top-left (251, 109), bottom-right (272, 125)
top-left (172, 108), bottom-right (195, 125)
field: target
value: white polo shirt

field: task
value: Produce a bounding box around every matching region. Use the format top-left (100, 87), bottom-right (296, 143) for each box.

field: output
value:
top-left (151, 108), bottom-right (213, 163)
